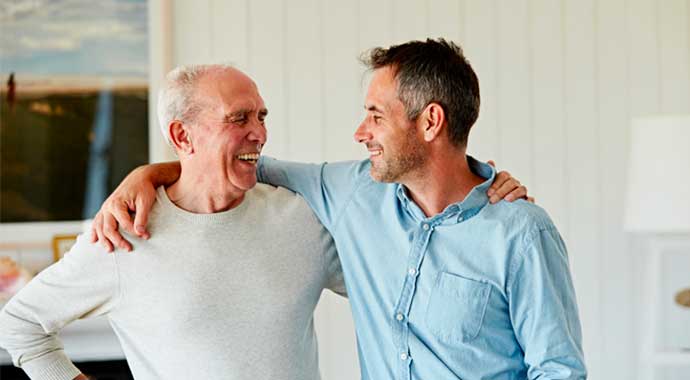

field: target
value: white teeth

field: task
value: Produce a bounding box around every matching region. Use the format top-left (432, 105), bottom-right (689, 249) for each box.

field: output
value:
top-left (370, 150), bottom-right (382, 156)
top-left (237, 153), bottom-right (260, 160)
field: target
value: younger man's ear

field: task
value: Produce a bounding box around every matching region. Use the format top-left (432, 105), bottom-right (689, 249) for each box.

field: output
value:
top-left (168, 121), bottom-right (194, 154)
top-left (420, 102), bottom-right (446, 142)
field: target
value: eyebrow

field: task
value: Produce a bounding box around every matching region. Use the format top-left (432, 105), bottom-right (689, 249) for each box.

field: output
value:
top-left (365, 104), bottom-right (384, 113)
top-left (224, 108), bottom-right (269, 122)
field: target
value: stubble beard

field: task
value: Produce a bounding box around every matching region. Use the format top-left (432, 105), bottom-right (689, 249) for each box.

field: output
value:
top-left (370, 128), bottom-right (426, 183)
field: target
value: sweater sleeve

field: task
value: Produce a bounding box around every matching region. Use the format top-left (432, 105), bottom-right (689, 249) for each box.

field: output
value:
top-left (0, 234), bottom-right (121, 380)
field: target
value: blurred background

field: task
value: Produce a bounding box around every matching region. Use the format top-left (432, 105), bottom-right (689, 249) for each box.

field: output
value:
top-left (1, 0), bottom-right (689, 379)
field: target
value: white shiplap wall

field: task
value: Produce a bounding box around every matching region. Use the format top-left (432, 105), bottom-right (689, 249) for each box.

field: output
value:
top-left (155, 1), bottom-right (690, 379)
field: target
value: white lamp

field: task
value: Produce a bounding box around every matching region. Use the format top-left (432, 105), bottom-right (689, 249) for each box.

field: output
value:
top-left (624, 115), bottom-right (690, 233)
top-left (624, 115), bottom-right (690, 380)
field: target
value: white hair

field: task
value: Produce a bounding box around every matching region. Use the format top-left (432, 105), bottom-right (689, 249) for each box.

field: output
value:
top-left (157, 63), bottom-right (236, 146)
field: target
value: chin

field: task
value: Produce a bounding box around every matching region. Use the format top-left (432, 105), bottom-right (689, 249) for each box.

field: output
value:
top-left (236, 177), bottom-right (258, 191)
top-left (369, 166), bottom-right (395, 183)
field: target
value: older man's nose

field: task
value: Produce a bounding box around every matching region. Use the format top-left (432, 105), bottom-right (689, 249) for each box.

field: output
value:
top-left (249, 122), bottom-right (267, 145)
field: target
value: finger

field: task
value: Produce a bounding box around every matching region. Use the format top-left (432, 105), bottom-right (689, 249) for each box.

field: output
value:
top-left (90, 213), bottom-right (102, 243)
top-left (101, 214), bottom-right (121, 253)
top-left (95, 216), bottom-right (113, 253)
top-left (112, 202), bottom-right (136, 237)
top-left (504, 185), bottom-right (528, 202)
top-left (103, 213), bottom-right (132, 252)
top-left (490, 179), bottom-right (522, 204)
top-left (488, 170), bottom-right (516, 197)
top-left (487, 160), bottom-right (496, 168)
top-left (133, 196), bottom-right (153, 239)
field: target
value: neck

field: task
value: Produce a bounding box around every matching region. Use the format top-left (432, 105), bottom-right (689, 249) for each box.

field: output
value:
top-left (166, 167), bottom-right (245, 214)
top-left (401, 150), bottom-right (485, 217)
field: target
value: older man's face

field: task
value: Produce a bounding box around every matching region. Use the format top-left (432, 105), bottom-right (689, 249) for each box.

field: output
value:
top-left (190, 69), bottom-right (267, 192)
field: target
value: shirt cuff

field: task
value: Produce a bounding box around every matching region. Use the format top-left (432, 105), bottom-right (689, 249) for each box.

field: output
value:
top-left (20, 350), bottom-right (81, 380)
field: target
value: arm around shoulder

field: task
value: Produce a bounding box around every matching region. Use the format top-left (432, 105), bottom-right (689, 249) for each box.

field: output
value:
top-left (92, 161), bottom-right (180, 251)
top-left (258, 157), bottom-right (369, 229)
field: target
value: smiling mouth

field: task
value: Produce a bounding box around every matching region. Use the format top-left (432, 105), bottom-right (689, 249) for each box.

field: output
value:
top-left (369, 150), bottom-right (382, 157)
top-left (236, 153), bottom-right (260, 164)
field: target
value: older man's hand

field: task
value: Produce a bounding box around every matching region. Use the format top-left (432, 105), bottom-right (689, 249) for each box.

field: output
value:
top-left (486, 160), bottom-right (534, 204)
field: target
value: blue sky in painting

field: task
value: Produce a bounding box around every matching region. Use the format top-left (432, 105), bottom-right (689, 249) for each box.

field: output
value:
top-left (0, 0), bottom-right (148, 77)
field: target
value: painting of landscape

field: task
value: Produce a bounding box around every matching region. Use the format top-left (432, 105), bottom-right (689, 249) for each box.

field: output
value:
top-left (0, 0), bottom-right (149, 222)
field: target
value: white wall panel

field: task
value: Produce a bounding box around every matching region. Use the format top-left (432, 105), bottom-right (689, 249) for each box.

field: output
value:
top-left (563, 1), bottom-right (602, 377)
top-left (659, 0), bottom-right (690, 114)
top-left (427, 0), bottom-right (464, 42)
top-left (246, 0), bottom-right (288, 158)
top-left (529, 0), bottom-right (568, 230)
top-left (172, 0), bottom-right (212, 65)
top-left (627, 0), bottom-right (661, 118)
top-left (596, 0), bottom-right (634, 379)
top-left (627, 0), bottom-right (662, 378)
top-left (391, 0), bottom-right (427, 43)
top-left (285, 0), bottom-right (323, 162)
top-left (209, 0), bottom-right (248, 68)
top-left (496, 0), bottom-right (533, 187)
top-left (464, 0), bottom-right (500, 162)
top-left (357, 0), bottom-right (394, 53)
top-left (323, 1), bottom-right (363, 162)
top-left (148, 0), bottom-right (175, 162)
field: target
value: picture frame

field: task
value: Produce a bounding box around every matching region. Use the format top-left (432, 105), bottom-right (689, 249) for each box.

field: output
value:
top-left (52, 234), bottom-right (78, 262)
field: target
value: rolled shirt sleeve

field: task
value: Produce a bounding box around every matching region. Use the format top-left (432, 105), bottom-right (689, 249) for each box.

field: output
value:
top-left (507, 227), bottom-right (587, 380)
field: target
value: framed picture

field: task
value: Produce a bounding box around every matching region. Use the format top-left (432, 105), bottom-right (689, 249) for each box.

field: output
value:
top-left (52, 234), bottom-right (78, 262)
top-left (1, 0), bottom-right (150, 224)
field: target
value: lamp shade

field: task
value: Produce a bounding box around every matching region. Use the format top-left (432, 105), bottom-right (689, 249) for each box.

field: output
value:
top-left (624, 115), bottom-right (690, 233)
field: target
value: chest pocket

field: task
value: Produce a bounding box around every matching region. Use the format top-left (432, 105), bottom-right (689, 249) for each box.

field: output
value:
top-left (425, 271), bottom-right (492, 343)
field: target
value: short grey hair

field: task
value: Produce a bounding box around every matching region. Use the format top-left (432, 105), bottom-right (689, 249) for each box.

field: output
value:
top-left (157, 63), bottom-right (236, 146)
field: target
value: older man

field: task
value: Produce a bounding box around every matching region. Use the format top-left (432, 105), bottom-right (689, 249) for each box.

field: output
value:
top-left (95, 39), bottom-right (585, 379)
top-left (0, 65), bottom-right (344, 380)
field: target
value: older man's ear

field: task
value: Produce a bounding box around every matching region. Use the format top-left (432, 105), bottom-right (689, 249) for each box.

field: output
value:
top-left (169, 121), bottom-right (194, 155)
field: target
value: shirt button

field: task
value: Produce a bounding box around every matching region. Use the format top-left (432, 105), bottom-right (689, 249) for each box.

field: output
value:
top-left (396, 313), bottom-right (404, 321)
top-left (400, 352), bottom-right (408, 361)
top-left (422, 223), bottom-right (430, 231)
top-left (408, 268), bottom-right (417, 276)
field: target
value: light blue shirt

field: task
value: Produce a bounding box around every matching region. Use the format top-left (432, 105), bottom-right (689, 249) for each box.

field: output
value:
top-left (258, 156), bottom-right (586, 380)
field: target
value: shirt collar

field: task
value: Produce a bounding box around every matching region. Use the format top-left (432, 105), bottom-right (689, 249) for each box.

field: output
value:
top-left (395, 155), bottom-right (496, 223)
